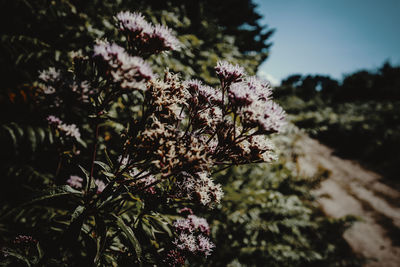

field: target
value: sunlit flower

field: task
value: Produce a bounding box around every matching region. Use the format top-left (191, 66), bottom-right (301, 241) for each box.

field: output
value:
top-left (117, 11), bottom-right (153, 36)
top-left (94, 41), bottom-right (154, 89)
top-left (215, 61), bottom-right (245, 84)
top-left (152, 24), bottom-right (181, 51)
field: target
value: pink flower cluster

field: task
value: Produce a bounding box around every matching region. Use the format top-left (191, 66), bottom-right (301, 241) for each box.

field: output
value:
top-left (47, 115), bottom-right (81, 140)
top-left (66, 175), bottom-right (106, 194)
top-left (215, 61), bottom-right (245, 84)
top-left (66, 175), bottom-right (83, 189)
top-left (117, 11), bottom-right (181, 53)
top-left (94, 41), bottom-right (154, 89)
top-left (176, 172), bottom-right (223, 208)
top-left (173, 215), bottom-right (214, 257)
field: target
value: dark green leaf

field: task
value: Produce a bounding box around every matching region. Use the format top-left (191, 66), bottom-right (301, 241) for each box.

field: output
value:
top-left (113, 214), bottom-right (142, 261)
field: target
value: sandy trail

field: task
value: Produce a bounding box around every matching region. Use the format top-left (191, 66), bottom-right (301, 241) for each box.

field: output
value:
top-left (296, 135), bottom-right (400, 267)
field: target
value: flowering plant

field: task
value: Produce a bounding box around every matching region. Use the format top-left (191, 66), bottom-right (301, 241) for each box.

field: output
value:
top-left (1, 11), bottom-right (285, 266)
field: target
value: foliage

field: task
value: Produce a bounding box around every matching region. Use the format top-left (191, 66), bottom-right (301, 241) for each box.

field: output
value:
top-left (0, 8), bottom-right (286, 266)
top-left (275, 63), bottom-right (400, 179)
top-left (203, 126), bottom-right (361, 267)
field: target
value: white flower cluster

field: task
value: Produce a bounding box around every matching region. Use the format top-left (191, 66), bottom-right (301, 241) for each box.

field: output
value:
top-left (47, 115), bottom-right (81, 140)
top-left (185, 79), bottom-right (223, 106)
top-left (215, 61), bottom-right (245, 84)
top-left (39, 67), bottom-right (61, 84)
top-left (95, 179), bottom-right (106, 194)
top-left (94, 41), bottom-right (154, 89)
top-left (66, 175), bottom-right (83, 189)
top-left (173, 215), bottom-right (215, 257)
top-left (215, 61), bottom-right (286, 134)
top-left (66, 175), bottom-right (106, 194)
top-left (71, 80), bottom-right (96, 103)
top-left (117, 11), bottom-right (181, 52)
top-left (172, 172), bottom-right (224, 208)
top-left (128, 168), bottom-right (157, 194)
top-left (38, 67), bottom-right (61, 94)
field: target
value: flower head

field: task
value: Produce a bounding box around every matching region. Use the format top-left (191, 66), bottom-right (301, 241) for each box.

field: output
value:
top-left (117, 11), bottom-right (180, 53)
top-left (215, 61), bottom-right (245, 84)
top-left (58, 123), bottom-right (81, 140)
top-left (46, 115), bottom-right (62, 126)
top-left (197, 235), bottom-right (215, 257)
top-left (39, 67), bottom-right (61, 83)
top-left (67, 175), bottom-right (83, 189)
top-left (95, 179), bottom-right (106, 194)
top-left (94, 41), bottom-right (154, 89)
top-left (117, 11), bottom-right (153, 36)
top-left (152, 24), bottom-right (181, 51)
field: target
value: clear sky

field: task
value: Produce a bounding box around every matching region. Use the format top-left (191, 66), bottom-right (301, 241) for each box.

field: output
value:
top-left (254, 0), bottom-right (400, 85)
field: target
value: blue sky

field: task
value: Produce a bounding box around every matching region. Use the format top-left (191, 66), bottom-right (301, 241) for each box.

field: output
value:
top-left (254, 0), bottom-right (400, 85)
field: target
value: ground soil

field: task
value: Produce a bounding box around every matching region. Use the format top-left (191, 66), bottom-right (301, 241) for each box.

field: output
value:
top-left (296, 135), bottom-right (400, 267)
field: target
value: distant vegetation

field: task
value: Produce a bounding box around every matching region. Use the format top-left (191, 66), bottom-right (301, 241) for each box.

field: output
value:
top-left (275, 62), bottom-right (400, 180)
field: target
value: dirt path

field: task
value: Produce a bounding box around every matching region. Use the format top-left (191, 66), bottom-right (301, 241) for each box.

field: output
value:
top-left (296, 135), bottom-right (400, 267)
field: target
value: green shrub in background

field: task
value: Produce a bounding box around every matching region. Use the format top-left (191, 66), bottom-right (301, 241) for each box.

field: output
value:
top-left (275, 65), bottom-right (400, 180)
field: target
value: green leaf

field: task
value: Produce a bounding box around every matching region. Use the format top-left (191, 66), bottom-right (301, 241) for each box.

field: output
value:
top-left (26, 126), bottom-right (36, 153)
top-left (148, 215), bottom-right (172, 237)
top-left (94, 215), bottom-right (107, 265)
top-left (71, 205), bottom-right (85, 222)
top-left (104, 148), bottom-right (114, 169)
top-left (113, 214), bottom-right (142, 261)
top-left (141, 218), bottom-right (155, 239)
top-left (2, 125), bottom-right (16, 146)
top-left (79, 165), bottom-right (95, 191)
top-left (2, 249), bottom-right (31, 267)
top-left (63, 205), bottom-right (86, 245)
top-left (94, 160), bottom-right (111, 172)
top-left (0, 185), bottom-right (82, 219)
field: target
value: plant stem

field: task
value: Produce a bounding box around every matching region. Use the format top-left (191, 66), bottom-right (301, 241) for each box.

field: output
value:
top-left (88, 119), bottom-right (100, 193)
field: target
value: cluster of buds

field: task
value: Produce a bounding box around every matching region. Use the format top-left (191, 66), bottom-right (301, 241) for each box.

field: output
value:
top-left (13, 235), bottom-right (37, 245)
